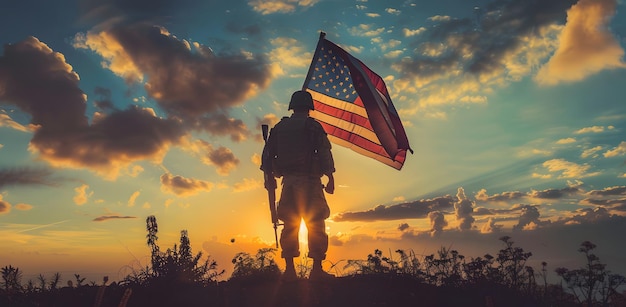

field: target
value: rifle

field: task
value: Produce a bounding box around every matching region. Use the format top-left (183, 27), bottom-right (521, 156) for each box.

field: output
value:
top-left (261, 124), bottom-right (282, 248)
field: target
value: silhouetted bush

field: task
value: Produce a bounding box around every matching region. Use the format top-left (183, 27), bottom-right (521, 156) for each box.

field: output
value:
top-left (230, 248), bottom-right (281, 283)
top-left (556, 241), bottom-right (626, 306)
top-left (4, 225), bottom-right (626, 307)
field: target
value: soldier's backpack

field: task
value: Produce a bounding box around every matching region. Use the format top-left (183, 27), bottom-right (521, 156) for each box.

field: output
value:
top-left (269, 116), bottom-right (321, 177)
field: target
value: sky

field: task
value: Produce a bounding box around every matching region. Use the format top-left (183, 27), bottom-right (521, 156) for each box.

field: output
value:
top-left (1, 0), bottom-right (626, 283)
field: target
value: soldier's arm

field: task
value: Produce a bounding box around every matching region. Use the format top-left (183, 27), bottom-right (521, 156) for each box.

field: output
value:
top-left (324, 173), bottom-right (334, 194)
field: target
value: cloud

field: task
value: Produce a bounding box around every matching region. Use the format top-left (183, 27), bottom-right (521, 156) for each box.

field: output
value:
top-left (604, 141), bottom-right (626, 158)
top-left (477, 183), bottom-right (583, 204)
top-left (581, 146), bottom-right (603, 159)
top-left (192, 114), bottom-right (250, 142)
top-left (73, 184), bottom-right (92, 206)
top-left (248, 0), bottom-right (319, 15)
top-left (428, 15), bottom-right (451, 22)
top-left (454, 187), bottom-right (474, 231)
top-left (535, 0), bottom-right (626, 85)
top-left (14, 203), bottom-right (33, 211)
top-left (557, 207), bottom-right (613, 225)
top-left (0, 37), bottom-right (188, 179)
top-left (574, 125), bottom-right (613, 134)
top-left (348, 24), bottom-right (385, 37)
top-left (513, 205), bottom-right (543, 231)
top-left (392, 0), bottom-right (576, 111)
top-left (92, 215), bottom-right (137, 222)
top-left (127, 191), bottom-right (140, 207)
top-left (0, 195), bottom-right (29, 215)
top-left (251, 153), bottom-right (262, 167)
top-left (75, 24), bottom-right (271, 122)
top-left (480, 218), bottom-right (502, 234)
top-left (540, 159), bottom-right (599, 179)
top-left (207, 148), bottom-right (240, 176)
top-left (581, 197), bottom-right (626, 210)
top-left (232, 178), bottom-right (262, 192)
top-left (528, 185), bottom-right (581, 199)
top-left (398, 223), bottom-right (410, 232)
top-left (78, 0), bottom-right (190, 28)
top-left (556, 137), bottom-right (576, 144)
top-left (0, 167), bottom-right (56, 188)
top-left (160, 173), bottom-right (214, 197)
top-left (587, 186), bottom-right (626, 196)
top-left (385, 8), bottom-right (401, 15)
top-left (384, 50), bottom-right (404, 59)
top-left (428, 211), bottom-right (447, 237)
top-left (403, 27), bottom-right (426, 37)
top-left (268, 37), bottom-right (312, 77)
top-left (475, 189), bottom-right (525, 202)
top-left (0, 195), bottom-right (10, 215)
top-left (332, 195), bottom-right (455, 222)
top-left (186, 140), bottom-right (240, 175)
top-left (0, 113), bottom-right (31, 132)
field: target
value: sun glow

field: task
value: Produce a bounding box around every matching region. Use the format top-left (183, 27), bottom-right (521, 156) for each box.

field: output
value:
top-left (298, 219), bottom-right (308, 246)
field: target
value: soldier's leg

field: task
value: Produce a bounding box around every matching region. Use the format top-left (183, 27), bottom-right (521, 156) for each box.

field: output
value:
top-left (306, 217), bottom-right (328, 262)
top-left (279, 214), bottom-right (301, 259)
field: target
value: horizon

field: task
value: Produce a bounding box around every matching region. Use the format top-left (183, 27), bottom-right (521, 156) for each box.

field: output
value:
top-left (1, 0), bottom-right (626, 285)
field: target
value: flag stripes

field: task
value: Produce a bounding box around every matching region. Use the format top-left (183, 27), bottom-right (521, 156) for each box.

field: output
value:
top-left (303, 33), bottom-right (412, 170)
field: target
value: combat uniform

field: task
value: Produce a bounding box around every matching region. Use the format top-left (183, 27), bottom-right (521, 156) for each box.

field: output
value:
top-left (261, 111), bottom-right (335, 261)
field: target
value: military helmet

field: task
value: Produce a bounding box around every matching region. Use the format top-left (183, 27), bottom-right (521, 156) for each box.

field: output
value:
top-left (288, 90), bottom-right (315, 111)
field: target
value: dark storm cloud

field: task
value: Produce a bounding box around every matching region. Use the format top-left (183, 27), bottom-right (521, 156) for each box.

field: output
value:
top-left (0, 167), bottom-right (56, 188)
top-left (0, 37), bottom-right (187, 178)
top-left (396, 0), bottom-right (577, 78)
top-left (92, 215), bottom-right (137, 222)
top-left (108, 24), bottom-right (271, 121)
top-left (332, 195), bottom-right (455, 222)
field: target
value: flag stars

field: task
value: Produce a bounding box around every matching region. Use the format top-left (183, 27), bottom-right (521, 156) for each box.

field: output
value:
top-left (307, 43), bottom-right (359, 102)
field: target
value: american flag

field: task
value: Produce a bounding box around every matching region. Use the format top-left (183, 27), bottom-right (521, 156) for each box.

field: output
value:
top-left (303, 34), bottom-right (412, 170)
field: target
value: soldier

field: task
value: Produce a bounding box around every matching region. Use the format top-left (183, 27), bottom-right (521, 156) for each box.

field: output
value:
top-left (261, 90), bottom-right (335, 281)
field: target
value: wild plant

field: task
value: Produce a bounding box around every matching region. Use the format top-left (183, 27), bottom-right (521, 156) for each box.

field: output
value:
top-left (495, 236), bottom-right (532, 289)
top-left (556, 241), bottom-right (626, 306)
top-left (423, 246), bottom-right (465, 286)
top-left (1, 265), bottom-right (22, 293)
top-left (230, 248), bottom-right (281, 281)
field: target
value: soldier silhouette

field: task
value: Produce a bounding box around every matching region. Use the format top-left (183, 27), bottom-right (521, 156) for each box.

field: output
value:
top-left (261, 90), bottom-right (335, 281)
